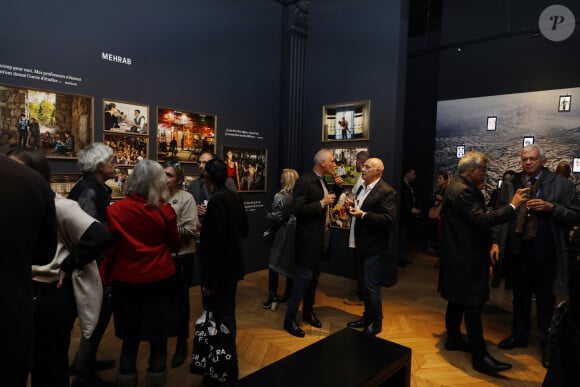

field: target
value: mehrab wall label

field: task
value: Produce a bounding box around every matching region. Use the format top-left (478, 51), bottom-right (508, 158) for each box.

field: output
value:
top-left (101, 52), bottom-right (132, 65)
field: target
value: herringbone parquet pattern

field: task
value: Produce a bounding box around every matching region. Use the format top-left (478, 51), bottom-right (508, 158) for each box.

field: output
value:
top-left (55, 249), bottom-right (546, 386)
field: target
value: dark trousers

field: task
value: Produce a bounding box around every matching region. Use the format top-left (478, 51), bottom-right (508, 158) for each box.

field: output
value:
top-left (31, 280), bottom-right (77, 387)
top-left (73, 290), bottom-right (113, 380)
top-left (175, 253), bottom-right (194, 339)
top-left (285, 266), bottom-right (321, 322)
top-left (120, 338), bottom-right (167, 374)
top-left (206, 280), bottom-right (239, 381)
top-left (445, 301), bottom-right (486, 358)
top-left (357, 251), bottom-right (385, 322)
top-left (267, 269), bottom-right (293, 297)
top-left (510, 253), bottom-right (555, 347)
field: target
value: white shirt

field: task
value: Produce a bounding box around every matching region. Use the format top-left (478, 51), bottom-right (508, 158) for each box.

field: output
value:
top-left (348, 177), bottom-right (380, 248)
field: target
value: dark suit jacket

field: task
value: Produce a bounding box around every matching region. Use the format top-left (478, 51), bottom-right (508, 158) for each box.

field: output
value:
top-left (400, 180), bottom-right (415, 227)
top-left (354, 179), bottom-right (397, 258)
top-left (439, 176), bottom-right (516, 306)
top-left (293, 170), bottom-right (342, 268)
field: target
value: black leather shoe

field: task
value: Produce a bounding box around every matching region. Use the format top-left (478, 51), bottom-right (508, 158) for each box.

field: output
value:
top-left (362, 322), bottom-right (382, 336)
top-left (444, 336), bottom-right (470, 352)
top-left (498, 335), bottom-right (528, 349)
top-left (303, 310), bottom-right (322, 328)
top-left (284, 319), bottom-right (305, 338)
top-left (473, 355), bottom-right (512, 375)
top-left (347, 318), bottom-right (367, 328)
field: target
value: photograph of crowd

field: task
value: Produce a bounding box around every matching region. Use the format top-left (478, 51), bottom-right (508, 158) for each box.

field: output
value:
top-left (221, 145), bottom-right (267, 192)
top-left (156, 107), bottom-right (216, 164)
top-left (103, 133), bottom-right (149, 165)
top-left (103, 99), bottom-right (149, 135)
top-left (0, 84), bottom-right (93, 158)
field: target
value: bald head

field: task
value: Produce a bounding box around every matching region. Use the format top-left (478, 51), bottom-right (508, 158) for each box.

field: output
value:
top-left (362, 157), bottom-right (383, 184)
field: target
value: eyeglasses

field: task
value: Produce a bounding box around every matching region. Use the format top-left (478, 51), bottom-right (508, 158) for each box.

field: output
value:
top-left (521, 157), bottom-right (540, 162)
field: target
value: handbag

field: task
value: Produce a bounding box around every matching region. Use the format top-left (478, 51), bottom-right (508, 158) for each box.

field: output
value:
top-left (190, 310), bottom-right (237, 383)
top-left (269, 214), bottom-right (297, 277)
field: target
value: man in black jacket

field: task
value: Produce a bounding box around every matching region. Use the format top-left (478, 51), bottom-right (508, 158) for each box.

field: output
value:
top-left (345, 158), bottom-right (397, 335)
top-left (283, 149), bottom-right (343, 337)
top-left (439, 151), bottom-right (528, 375)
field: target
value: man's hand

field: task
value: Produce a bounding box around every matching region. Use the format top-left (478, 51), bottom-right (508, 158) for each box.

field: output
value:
top-left (332, 174), bottom-right (343, 186)
top-left (511, 188), bottom-right (530, 208)
top-left (526, 198), bottom-right (554, 213)
top-left (489, 243), bottom-right (500, 265)
top-left (349, 207), bottom-right (365, 218)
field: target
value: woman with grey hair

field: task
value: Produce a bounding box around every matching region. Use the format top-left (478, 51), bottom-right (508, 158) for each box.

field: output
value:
top-left (104, 160), bottom-right (181, 387)
top-left (69, 142), bottom-right (117, 387)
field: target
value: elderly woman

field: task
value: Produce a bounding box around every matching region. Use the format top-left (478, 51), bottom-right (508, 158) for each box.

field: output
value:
top-left (162, 160), bottom-right (200, 368)
top-left (68, 142), bottom-right (117, 387)
top-left (105, 160), bottom-right (181, 387)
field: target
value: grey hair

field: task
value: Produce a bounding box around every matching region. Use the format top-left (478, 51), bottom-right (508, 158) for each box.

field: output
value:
top-left (124, 160), bottom-right (169, 207)
top-left (77, 143), bottom-right (113, 173)
top-left (313, 148), bottom-right (332, 165)
top-left (457, 151), bottom-right (489, 174)
top-left (522, 144), bottom-right (547, 160)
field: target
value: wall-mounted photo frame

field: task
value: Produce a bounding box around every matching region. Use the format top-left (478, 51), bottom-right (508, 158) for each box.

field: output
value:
top-left (103, 133), bottom-right (149, 165)
top-left (324, 147), bottom-right (368, 186)
top-left (456, 145), bottom-right (465, 158)
top-left (486, 116), bottom-right (497, 131)
top-left (157, 107), bottom-right (216, 164)
top-left (50, 173), bottom-right (82, 197)
top-left (0, 83), bottom-right (93, 159)
top-left (330, 185), bottom-right (354, 230)
top-left (573, 157), bottom-right (580, 173)
top-left (221, 145), bottom-right (267, 192)
top-left (558, 95), bottom-right (571, 112)
top-left (523, 136), bottom-right (535, 147)
top-left (105, 165), bottom-right (134, 200)
top-left (103, 99), bottom-right (149, 135)
top-left (322, 100), bottom-right (370, 141)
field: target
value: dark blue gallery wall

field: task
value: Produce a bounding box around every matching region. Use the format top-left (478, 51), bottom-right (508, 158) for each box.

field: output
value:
top-left (0, 0), bottom-right (283, 273)
top-left (302, 0), bottom-right (409, 282)
top-left (438, 0), bottom-right (580, 100)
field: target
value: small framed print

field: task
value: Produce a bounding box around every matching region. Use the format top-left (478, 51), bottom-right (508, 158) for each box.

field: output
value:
top-left (523, 136), bottom-right (535, 147)
top-left (221, 145), bottom-right (267, 192)
top-left (456, 145), bottom-right (465, 159)
top-left (50, 174), bottom-right (82, 197)
top-left (487, 116), bottom-right (497, 131)
top-left (322, 100), bottom-right (370, 141)
top-left (573, 158), bottom-right (580, 173)
top-left (558, 95), bottom-right (571, 112)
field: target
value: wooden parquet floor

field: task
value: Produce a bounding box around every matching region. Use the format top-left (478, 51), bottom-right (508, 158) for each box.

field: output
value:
top-left (55, 249), bottom-right (546, 386)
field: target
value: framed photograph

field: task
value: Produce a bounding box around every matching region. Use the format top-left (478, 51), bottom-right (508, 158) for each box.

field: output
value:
top-left (558, 95), bottom-right (571, 112)
top-left (523, 136), bottom-right (535, 147)
top-left (103, 133), bottom-right (149, 165)
top-left (221, 145), bottom-right (267, 192)
top-left (50, 174), bottom-right (82, 197)
top-left (322, 100), bottom-right (370, 141)
top-left (157, 107), bottom-right (216, 164)
top-left (330, 185), bottom-right (354, 230)
top-left (103, 99), bottom-right (149, 135)
top-left (486, 116), bottom-right (497, 131)
top-left (324, 147), bottom-right (368, 186)
top-left (0, 83), bottom-right (93, 159)
top-left (456, 145), bottom-right (465, 158)
top-left (105, 166), bottom-right (134, 200)
top-left (573, 157), bottom-right (580, 173)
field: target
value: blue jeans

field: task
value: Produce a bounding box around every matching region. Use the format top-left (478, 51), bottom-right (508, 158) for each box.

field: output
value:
top-left (357, 251), bottom-right (385, 322)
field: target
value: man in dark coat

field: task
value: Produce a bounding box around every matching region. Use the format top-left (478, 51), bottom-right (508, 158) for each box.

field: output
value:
top-left (0, 156), bottom-right (57, 387)
top-left (283, 149), bottom-right (343, 337)
top-left (345, 158), bottom-right (397, 336)
top-left (439, 151), bottom-right (528, 375)
top-left (491, 144), bottom-right (580, 367)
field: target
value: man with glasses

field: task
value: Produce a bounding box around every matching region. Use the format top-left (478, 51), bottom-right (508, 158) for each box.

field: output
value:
top-left (283, 149), bottom-right (343, 337)
top-left (492, 144), bottom-right (580, 368)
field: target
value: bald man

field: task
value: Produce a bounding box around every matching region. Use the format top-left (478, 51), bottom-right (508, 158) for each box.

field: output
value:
top-left (345, 158), bottom-right (397, 335)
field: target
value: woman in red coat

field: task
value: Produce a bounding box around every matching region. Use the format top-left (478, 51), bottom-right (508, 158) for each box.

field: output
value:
top-left (105, 160), bottom-right (181, 386)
